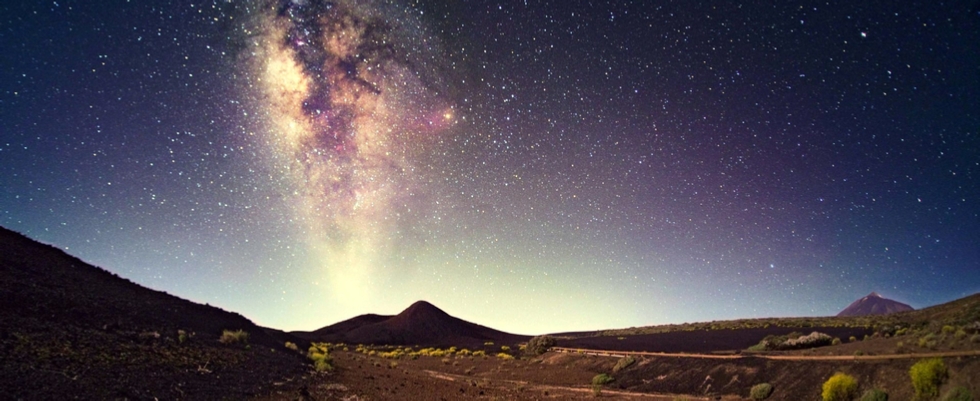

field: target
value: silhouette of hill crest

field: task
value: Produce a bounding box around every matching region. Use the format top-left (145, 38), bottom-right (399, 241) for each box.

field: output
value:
top-left (297, 300), bottom-right (529, 347)
top-left (837, 292), bottom-right (914, 317)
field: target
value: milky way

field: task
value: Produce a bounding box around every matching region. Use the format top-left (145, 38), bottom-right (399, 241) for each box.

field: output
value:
top-left (247, 0), bottom-right (456, 302)
top-left (2, 0), bottom-right (977, 334)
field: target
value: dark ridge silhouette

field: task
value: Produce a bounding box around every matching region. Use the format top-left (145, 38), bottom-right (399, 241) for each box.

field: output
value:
top-left (292, 313), bottom-right (392, 341)
top-left (837, 292), bottom-right (914, 317)
top-left (300, 300), bottom-right (530, 347)
top-left (0, 226), bottom-right (308, 399)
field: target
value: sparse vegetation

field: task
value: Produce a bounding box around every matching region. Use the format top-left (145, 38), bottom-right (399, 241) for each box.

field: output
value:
top-left (919, 332), bottom-right (941, 349)
top-left (219, 329), bottom-right (248, 345)
top-left (750, 383), bottom-right (774, 400)
top-left (822, 372), bottom-right (858, 401)
top-left (592, 373), bottom-right (615, 386)
top-left (178, 329), bottom-right (190, 344)
top-left (307, 343), bottom-right (333, 372)
top-left (525, 335), bottom-right (557, 356)
top-left (285, 341), bottom-right (299, 352)
top-left (910, 358), bottom-right (947, 400)
top-left (942, 387), bottom-right (974, 401)
top-left (860, 389), bottom-right (888, 401)
top-left (749, 331), bottom-right (834, 351)
top-left (612, 356), bottom-right (636, 372)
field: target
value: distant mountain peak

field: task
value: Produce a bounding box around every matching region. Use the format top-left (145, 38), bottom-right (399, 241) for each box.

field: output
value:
top-left (838, 292), bottom-right (913, 317)
top-left (297, 300), bottom-right (528, 347)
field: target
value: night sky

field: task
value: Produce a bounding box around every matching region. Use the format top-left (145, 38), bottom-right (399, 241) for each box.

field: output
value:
top-left (2, 0), bottom-right (978, 334)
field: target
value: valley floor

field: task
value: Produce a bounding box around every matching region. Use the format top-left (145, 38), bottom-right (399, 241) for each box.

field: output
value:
top-left (257, 346), bottom-right (980, 400)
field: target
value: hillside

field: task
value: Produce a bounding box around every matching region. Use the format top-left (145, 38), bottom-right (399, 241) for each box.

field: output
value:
top-left (0, 227), bottom-right (309, 399)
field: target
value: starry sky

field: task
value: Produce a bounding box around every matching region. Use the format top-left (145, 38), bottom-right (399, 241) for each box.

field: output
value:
top-left (2, 0), bottom-right (978, 335)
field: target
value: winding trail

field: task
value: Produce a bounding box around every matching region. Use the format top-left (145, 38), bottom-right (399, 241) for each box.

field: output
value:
top-left (551, 346), bottom-right (980, 361)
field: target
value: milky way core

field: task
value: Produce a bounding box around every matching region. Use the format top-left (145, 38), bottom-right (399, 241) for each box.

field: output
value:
top-left (248, 0), bottom-right (454, 303)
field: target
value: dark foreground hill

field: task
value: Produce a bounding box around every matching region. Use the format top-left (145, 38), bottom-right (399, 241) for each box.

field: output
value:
top-left (838, 291), bottom-right (914, 317)
top-left (297, 300), bottom-right (530, 347)
top-left (0, 227), bottom-right (309, 400)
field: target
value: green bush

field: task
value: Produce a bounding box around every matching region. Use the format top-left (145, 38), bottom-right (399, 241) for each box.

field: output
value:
top-left (910, 358), bottom-right (947, 400)
top-left (613, 356), bottom-right (636, 372)
top-left (750, 383), bottom-right (774, 400)
top-left (524, 335), bottom-right (557, 356)
top-left (219, 329), bottom-right (248, 345)
top-left (860, 389), bottom-right (888, 401)
top-left (942, 386), bottom-right (973, 401)
top-left (592, 373), bottom-right (615, 386)
top-left (822, 372), bottom-right (858, 401)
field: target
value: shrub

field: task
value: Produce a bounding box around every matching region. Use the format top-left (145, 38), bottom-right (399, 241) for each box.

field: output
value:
top-left (942, 386), bottom-right (973, 401)
top-left (833, 338), bottom-right (842, 346)
top-left (613, 356), bottom-right (636, 372)
top-left (525, 335), bottom-right (557, 356)
top-left (849, 336), bottom-right (858, 342)
top-left (783, 332), bottom-right (834, 349)
top-left (308, 345), bottom-right (333, 372)
top-left (942, 325), bottom-right (956, 335)
top-left (822, 372), bottom-right (858, 401)
top-left (910, 358), bottom-right (947, 400)
top-left (178, 330), bottom-right (189, 344)
top-left (919, 333), bottom-right (938, 349)
top-left (954, 329), bottom-right (967, 340)
top-left (285, 341), bottom-right (299, 351)
top-left (972, 334), bottom-right (980, 343)
top-left (860, 389), bottom-right (888, 401)
top-left (592, 373), bottom-right (615, 386)
top-left (496, 353), bottom-right (514, 360)
top-left (500, 345), bottom-right (511, 352)
top-left (219, 329), bottom-right (248, 345)
top-left (472, 350), bottom-right (487, 357)
top-left (750, 383), bottom-right (774, 400)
